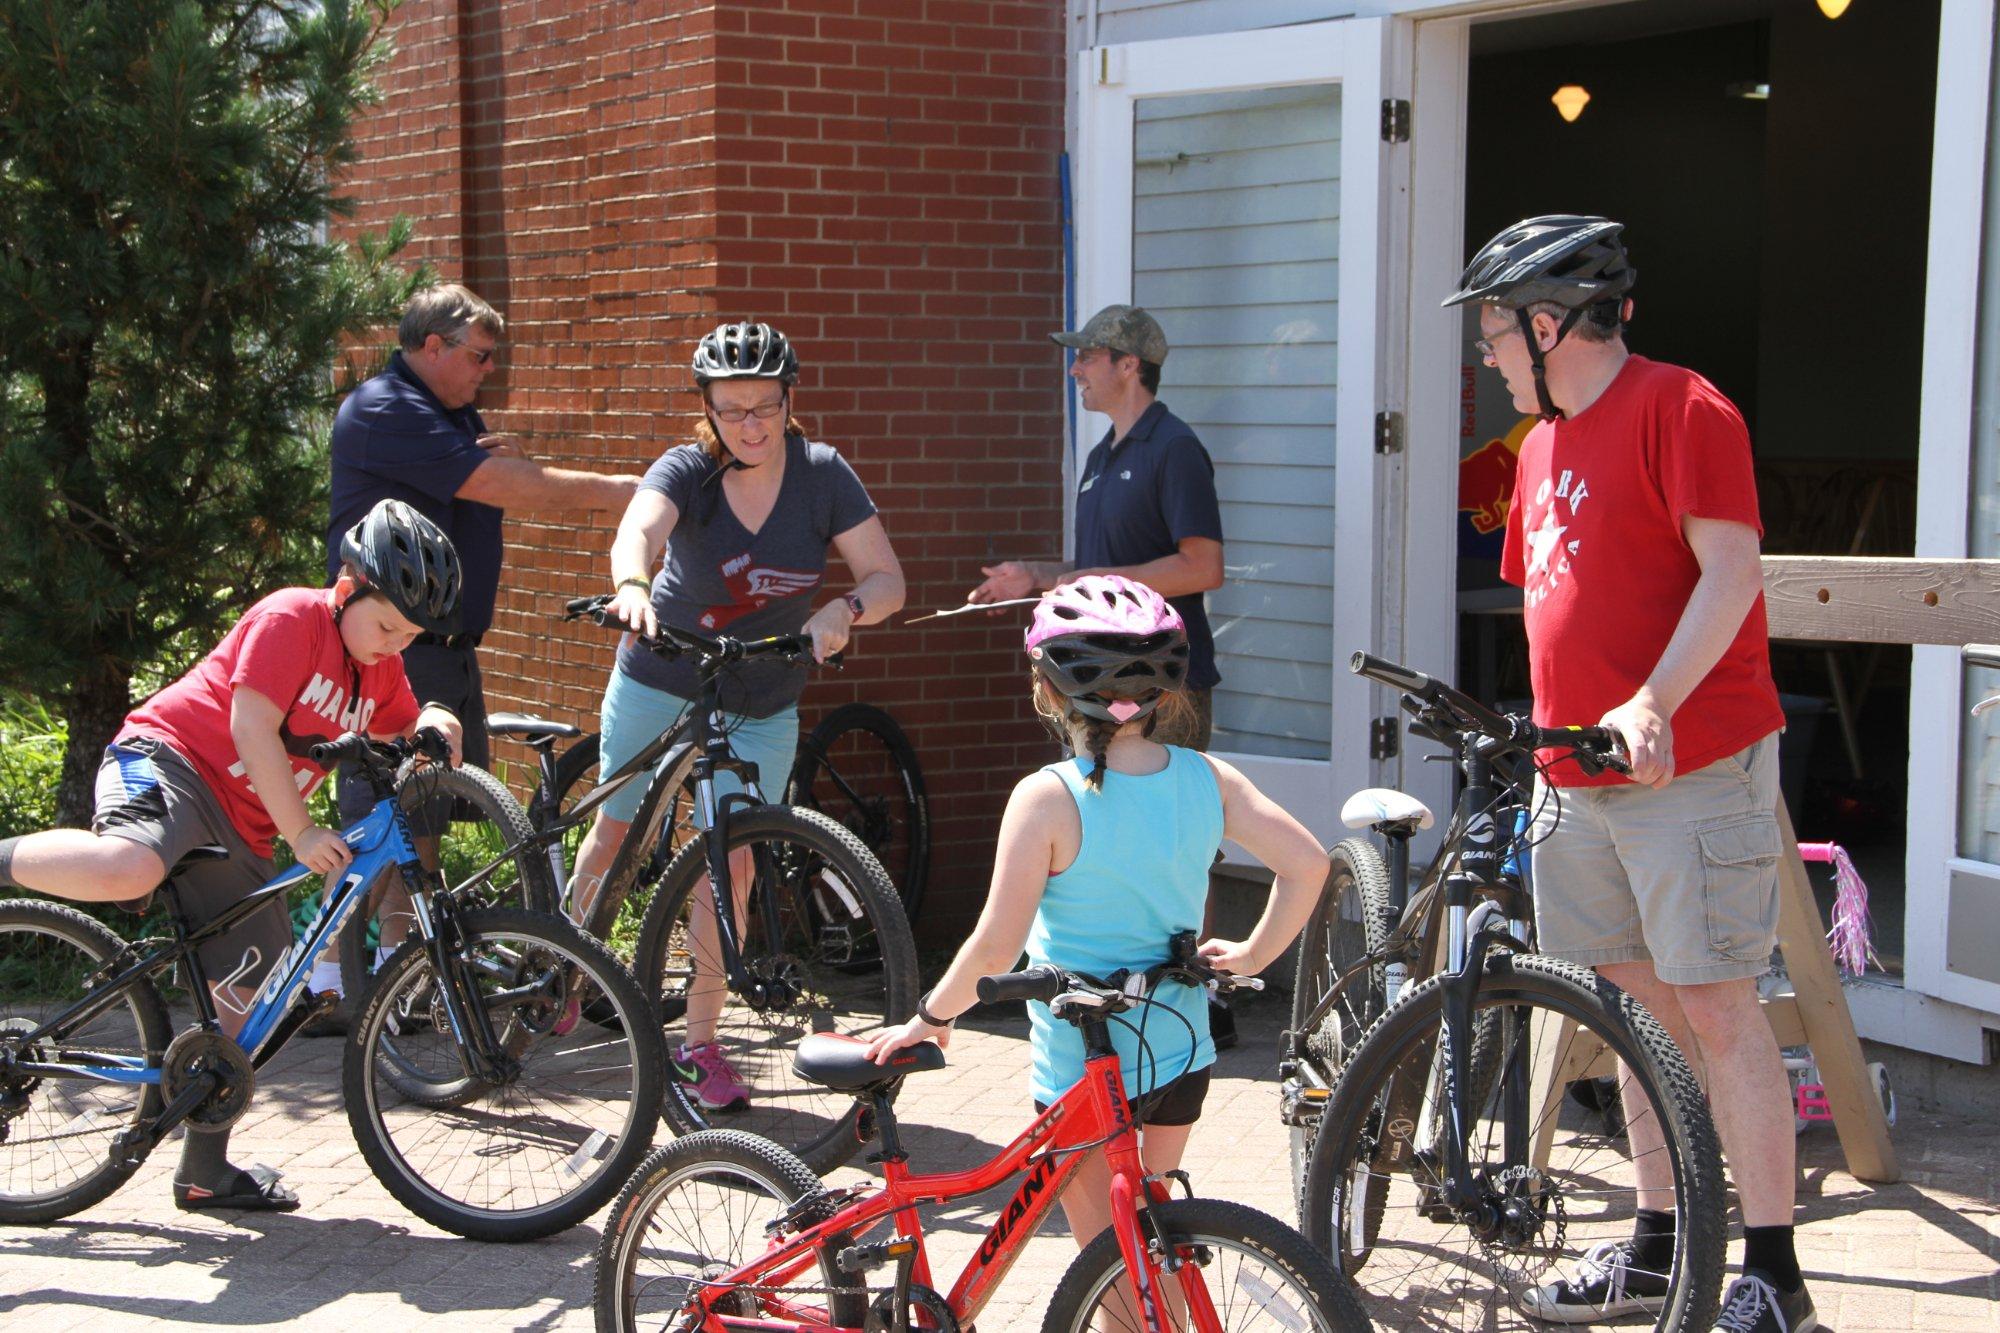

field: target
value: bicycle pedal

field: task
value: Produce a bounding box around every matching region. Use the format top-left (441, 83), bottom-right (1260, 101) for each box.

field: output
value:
top-left (835, 1236), bottom-right (917, 1274)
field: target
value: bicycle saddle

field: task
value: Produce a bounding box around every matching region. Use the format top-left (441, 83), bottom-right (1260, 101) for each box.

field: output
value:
top-left (1339, 788), bottom-right (1434, 833)
top-left (486, 712), bottom-right (583, 743)
top-left (169, 845), bottom-right (231, 876)
top-left (793, 1032), bottom-right (946, 1091)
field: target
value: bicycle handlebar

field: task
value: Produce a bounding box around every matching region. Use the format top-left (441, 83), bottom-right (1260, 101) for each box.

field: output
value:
top-left (1349, 651), bottom-right (1629, 777)
top-left (977, 964), bottom-right (1064, 1005)
top-left (562, 593), bottom-right (844, 669)
top-left (975, 935), bottom-right (1263, 1011)
top-left (307, 728), bottom-right (451, 770)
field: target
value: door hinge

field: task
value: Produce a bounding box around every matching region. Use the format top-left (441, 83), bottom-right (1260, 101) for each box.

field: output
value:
top-left (1369, 717), bottom-right (1400, 760)
top-left (1374, 411), bottom-right (1403, 455)
top-left (1381, 98), bottom-right (1411, 143)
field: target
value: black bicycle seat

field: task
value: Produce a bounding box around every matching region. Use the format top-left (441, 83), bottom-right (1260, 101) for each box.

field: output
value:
top-left (168, 845), bottom-right (231, 877)
top-left (487, 712), bottom-right (583, 744)
top-left (793, 1032), bottom-right (945, 1091)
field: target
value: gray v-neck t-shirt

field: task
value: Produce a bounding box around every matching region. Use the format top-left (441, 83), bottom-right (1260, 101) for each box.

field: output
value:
top-left (616, 437), bottom-right (876, 717)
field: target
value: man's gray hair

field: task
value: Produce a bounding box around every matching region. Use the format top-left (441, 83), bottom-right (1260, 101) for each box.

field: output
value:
top-left (398, 284), bottom-right (505, 351)
top-left (1524, 298), bottom-right (1622, 345)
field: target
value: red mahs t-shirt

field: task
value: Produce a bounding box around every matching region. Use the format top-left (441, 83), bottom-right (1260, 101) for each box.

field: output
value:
top-left (1500, 356), bottom-right (1783, 787)
top-left (120, 587), bottom-right (420, 854)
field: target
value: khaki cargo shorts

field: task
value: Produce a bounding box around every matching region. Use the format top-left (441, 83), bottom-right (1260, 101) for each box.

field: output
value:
top-left (1526, 732), bottom-right (1781, 985)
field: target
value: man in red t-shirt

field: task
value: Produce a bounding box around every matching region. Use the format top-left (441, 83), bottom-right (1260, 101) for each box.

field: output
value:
top-left (1448, 217), bottom-right (1808, 1332)
top-left (0, 501), bottom-right (464, 1214)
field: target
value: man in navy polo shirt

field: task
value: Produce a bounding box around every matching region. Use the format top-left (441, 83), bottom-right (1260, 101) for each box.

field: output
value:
top-left (969, 303), bottom-right (1225, 747)
top-left (315, 284), bottom-right (640, 1009)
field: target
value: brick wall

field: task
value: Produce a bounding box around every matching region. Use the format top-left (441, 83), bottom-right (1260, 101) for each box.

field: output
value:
top-left (336, 0), bottom-right (1068, 942)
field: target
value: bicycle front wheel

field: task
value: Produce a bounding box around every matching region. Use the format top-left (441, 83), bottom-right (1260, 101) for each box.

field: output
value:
top-left (1043, 1196), bottom-right (1368, 1332)
top-left (1300, 952), bottom-right (1726, 1330)
top-left (338, 763), bottom-right (559, 1004)
top-left (0, 900), bottom-right (173, 1223)
top-left (1288, 838), bottom-right (1396, 1206)
top-left (593, 1129), bottom-right (865, 1333)
top-left (632, 804), bottom-right (916, 1174)
top-left (343, 907), bottom-right (664, 1241)
top-left (786, 702), bottom-right (930, 925)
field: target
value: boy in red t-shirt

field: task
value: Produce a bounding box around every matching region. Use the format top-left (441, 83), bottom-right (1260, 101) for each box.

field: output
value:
top-left (1447, 218), bottom-right (1810, 1333)
top-left (0, 501), bottom-right (465, 1212)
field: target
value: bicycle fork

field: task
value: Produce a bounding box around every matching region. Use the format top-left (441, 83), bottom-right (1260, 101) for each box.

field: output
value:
top-left (404, 878), bottom-right (515, 1085)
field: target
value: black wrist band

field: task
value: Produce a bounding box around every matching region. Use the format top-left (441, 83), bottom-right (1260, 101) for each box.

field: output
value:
top-left (617, 576), bottom-right (651, 594)
top-left (916, 990), bottom-right (953, 1028)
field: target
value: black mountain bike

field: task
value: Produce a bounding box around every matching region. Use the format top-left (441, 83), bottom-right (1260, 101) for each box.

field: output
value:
top-left (492, 595), bottom-right (917, 1174)
top-left (500, 702), bottom-right (928, 930)
top-left (1293, 653), bottom-right (1727, 1330)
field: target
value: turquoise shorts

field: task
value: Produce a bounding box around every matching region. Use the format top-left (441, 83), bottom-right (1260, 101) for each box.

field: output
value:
top-left (596, 667), bottom-right (800, 826)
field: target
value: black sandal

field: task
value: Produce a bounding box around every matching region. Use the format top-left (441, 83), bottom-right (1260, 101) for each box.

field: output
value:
top-left (174, 1164), bottom-right (301, 1213)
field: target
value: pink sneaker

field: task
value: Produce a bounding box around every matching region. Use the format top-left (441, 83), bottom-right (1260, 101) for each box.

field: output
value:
top-left (674, 1041), bottom-right (749, 1111)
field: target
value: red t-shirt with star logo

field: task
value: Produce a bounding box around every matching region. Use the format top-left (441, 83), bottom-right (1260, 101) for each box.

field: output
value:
top-left (1500, 356), bottom-right (1783, 787)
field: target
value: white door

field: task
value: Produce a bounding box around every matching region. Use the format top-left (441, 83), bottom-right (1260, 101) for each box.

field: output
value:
top-left (1075, 19), bottom-right (1390, 849)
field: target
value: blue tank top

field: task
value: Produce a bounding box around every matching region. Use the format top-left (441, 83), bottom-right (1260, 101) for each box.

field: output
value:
top-left (1026, 746), bottom-right (1224, 1105)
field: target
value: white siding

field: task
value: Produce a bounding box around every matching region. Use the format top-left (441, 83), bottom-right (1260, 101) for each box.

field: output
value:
top-left (1133, 84), bottom-right (1341, 760)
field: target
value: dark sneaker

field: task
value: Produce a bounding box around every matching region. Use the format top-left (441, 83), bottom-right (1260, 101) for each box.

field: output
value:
top-left (1519, 1240), bottom-right (1669, 1323)
top-left (673, 1040), bottom-right (749, 1111)
top-left (1712, 1272), bottom-right (1817, 1333)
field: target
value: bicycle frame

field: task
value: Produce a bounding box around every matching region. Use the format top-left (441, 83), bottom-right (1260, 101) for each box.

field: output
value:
top-left (680, 1047), bottom-right (1214, 1332)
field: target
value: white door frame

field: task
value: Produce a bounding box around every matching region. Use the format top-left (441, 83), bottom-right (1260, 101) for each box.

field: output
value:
top-left (1907, 0), bottom-right (1999, 1012)
top-left (1074, 19), bottom-right (1391, 846)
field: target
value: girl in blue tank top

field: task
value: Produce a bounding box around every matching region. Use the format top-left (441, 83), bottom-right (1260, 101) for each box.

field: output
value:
top-left (868, 575), bottom-right (1327, 1258)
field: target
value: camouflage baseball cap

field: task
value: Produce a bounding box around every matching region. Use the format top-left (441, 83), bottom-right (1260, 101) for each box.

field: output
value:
top-left (1050, 304), bottom-right (1169, 364)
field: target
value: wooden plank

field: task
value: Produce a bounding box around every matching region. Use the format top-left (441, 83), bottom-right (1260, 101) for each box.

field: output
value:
top-left (1762, 555), bottom-right (2000, 645)
top-left (1773, 799), bottom-right (1900, 1183)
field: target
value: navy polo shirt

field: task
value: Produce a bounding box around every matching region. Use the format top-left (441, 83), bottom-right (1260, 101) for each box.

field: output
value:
top-left (1074, 400), bottom-right (1223, 690)
top-left (326, 352), bottom-right (504, 637)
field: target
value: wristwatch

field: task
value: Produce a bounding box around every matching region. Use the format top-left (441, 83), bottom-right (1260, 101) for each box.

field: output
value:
top-left (843, 591), bottom-right (865, 620)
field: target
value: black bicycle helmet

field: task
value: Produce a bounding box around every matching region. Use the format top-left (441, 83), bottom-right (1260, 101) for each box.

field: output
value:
top-left (338, 499), bottom-right (463, 634)
top-left (691, 321), bottom-right (799, 386)
top-left (1444, 215), bottom-right (1636, 419)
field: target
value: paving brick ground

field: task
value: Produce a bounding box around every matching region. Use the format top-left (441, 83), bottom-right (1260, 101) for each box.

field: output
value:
top-left (1, 992), bottom-right (1994, 1331)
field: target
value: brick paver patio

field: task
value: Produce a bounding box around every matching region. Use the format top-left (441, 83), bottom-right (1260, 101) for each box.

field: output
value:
top-left (1, 993), bottom-right (1993, 1330)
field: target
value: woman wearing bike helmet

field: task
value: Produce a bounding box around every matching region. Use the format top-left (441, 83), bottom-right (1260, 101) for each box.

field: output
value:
top-left (569, 320), bottom-right (905, 1111)
top-left (866, 574), bottom-right (1324, 1255)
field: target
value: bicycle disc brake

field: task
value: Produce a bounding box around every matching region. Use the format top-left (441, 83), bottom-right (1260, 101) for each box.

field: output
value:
top-left (162, 1029), bottom-right (256, 1130)
top-left (1478, 1164), bottom-right (1567, 1285)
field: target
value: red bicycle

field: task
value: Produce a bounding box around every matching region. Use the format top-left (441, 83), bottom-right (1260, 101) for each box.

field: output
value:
top-left (593, 956), bottom-right (1367, 1332)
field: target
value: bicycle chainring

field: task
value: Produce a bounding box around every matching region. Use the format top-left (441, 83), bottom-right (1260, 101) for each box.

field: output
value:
top-left (1479, 1164), bottom-right (1567, 1285)
top-left (863, 1284), bottom-right (958, 1333)
top-left (162, 1028), bottom-right (256, 1129)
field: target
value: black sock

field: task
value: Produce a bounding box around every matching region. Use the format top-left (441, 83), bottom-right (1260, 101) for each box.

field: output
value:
top-left (1631, 1207), bottom-right (1675, 1272)
top-left (0, 835), bottom-right (21, 889)
top-left (1742, 1224), bottom-right (1802, 1292)
top-left (175, 1125), bottom-right (238, 1191)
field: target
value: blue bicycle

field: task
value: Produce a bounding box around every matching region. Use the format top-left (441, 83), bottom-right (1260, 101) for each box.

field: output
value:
top-left (0, 730), bottom-right (665, 1241)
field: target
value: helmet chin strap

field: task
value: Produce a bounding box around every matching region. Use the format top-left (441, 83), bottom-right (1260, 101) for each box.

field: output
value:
top-left (1516, 305), bottom-right (1588, 421)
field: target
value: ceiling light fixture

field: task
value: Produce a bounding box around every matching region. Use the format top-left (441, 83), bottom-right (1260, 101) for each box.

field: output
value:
top-left (1817, 0), bottom-right (1851, 18)
top-left (1551, 84), bottom-right (1591, 122)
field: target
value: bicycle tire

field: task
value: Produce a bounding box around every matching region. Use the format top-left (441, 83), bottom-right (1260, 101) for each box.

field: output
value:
top-left (336, 763), bottom-right (558, 1009)
top-left (342, 906), bottom-right (664, 1242)
top-left (631, 804), bottom-right (916, 1174)
top-left (1042, 1195), bottom-right (1370, 1332)
top-left (1288, 838), bottom-right (1396, 1208)
top-left (593, 1128), bottom-right (865, 1333)
top-left (785, 702), bottom-right (931, 926)
top-left (1299, 951), bottom-right (1726, 1331)
top-left (0, 900), bottom-right (174, 1223)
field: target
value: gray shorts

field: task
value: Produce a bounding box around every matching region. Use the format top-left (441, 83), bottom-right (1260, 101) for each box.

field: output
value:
top-left (1527, 733), bottom-right (1781, 986)
top-left (338, 640), bottom-right (489, 831)
top-left (93, 738), bottom-right (287, 999)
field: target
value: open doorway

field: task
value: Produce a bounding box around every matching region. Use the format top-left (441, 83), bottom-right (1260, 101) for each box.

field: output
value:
top-left (1454, 0), bottom-right (1941, 976)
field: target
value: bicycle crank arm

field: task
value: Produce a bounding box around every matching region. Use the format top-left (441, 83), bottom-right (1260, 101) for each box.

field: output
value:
top-left (112, 1067), bottom-right (221, 1169)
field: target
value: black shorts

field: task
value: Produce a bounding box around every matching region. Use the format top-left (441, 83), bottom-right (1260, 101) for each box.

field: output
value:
top-left (338, 640), bottom-right (490, 831)
top-left (1036, 1064), bottom-right (1213, 1129)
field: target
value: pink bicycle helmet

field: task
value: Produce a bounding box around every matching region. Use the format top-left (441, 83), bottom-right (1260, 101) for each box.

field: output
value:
top-left (1025, 575), bottom-right (1189, 724)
